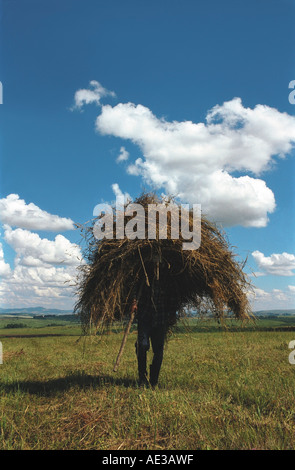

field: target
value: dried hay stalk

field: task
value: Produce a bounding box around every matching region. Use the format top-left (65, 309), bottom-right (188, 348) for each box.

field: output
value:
top-left (75, 192), bottom-right (253, 333)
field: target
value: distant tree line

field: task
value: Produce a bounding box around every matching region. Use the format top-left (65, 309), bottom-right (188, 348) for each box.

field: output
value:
top-left (4, 323), bottom-right (27, 329)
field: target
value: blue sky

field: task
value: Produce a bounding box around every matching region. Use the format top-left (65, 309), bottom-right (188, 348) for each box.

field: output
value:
top-left (0, 0), bottom-right (295, 310)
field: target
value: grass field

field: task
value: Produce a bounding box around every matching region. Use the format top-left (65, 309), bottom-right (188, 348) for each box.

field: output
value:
top-left (0, 315), bottom-right (295, 450)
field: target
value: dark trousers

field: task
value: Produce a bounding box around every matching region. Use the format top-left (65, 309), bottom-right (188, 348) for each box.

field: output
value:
top-left (135, 315), bottom-right (166, 386)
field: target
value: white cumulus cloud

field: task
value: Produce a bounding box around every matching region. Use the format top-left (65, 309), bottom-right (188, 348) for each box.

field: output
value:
top-left (0, 194), bottom-right (74, 231)
top-left (4, 226), bottom-right (83, 267)
top-left (72, 80), bottom-right (115, 110)
top-left (0, 198), bottom-right (84, 309)
top-left (248, 286), bottom-right (295, 310)
top-left (252, 250), bottom-right (295, 276)
top-left (111, 183), bottom-right (132, 204)
top-left (0, 227), bottom-right (83, 309)
top-left (0, 242), bottom-right (11, 278)
top-left (116, 146), bottom-right (130, 163)
top-left (95, 97), bottom-right (295, 227)
top-left (0, 263), bottom-right (78, 309)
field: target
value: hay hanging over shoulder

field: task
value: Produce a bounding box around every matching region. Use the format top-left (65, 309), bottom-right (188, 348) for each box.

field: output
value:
top-left (74, 192), bottom-right (253, 332)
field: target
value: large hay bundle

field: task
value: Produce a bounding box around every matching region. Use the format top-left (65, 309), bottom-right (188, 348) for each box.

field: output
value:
top-left (75, 192), bottom-right (252, 332)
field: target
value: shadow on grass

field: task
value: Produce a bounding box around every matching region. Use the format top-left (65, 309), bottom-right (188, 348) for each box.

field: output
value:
top-left (0, 372), bottom-right (138, 396)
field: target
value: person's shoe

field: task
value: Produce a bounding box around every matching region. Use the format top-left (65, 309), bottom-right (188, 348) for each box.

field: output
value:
top-left (138, 373), bottom-right (149, 387)
top-left (149, 365), bottom-right (159, 388)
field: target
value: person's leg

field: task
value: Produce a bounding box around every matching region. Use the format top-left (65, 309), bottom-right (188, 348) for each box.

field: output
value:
top-left (136, 319), bottom-right (151, 385)
top-left (149, 325), bottom-right (166, 387)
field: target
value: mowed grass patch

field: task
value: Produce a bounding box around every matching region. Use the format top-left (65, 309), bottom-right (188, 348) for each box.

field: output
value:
top-left (0, 326), bottom-right (295, 450)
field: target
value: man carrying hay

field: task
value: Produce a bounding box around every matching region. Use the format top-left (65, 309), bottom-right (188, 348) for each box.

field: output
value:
top-left (75, 192), bottom-right (252, 388)
top-left (134, 253), bottom-right (177, 387)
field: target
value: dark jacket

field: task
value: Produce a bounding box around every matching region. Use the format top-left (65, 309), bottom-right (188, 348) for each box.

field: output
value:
top-left (136, 278), bottom-right (175, 328)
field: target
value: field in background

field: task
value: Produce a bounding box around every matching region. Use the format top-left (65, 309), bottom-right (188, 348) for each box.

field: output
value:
top-left (0, 315), bottom-right (295, 450)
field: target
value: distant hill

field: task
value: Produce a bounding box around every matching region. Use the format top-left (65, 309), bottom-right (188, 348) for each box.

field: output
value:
top-left (0, 307), bottom-right (73, 316)
top-left (254, 309), bottom-right (295, 316)
top-left (0, 307), bottom-right (294, 317)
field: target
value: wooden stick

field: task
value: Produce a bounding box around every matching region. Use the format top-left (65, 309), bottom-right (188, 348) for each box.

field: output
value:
top-left (138, 246), bottom-right (150, 287)
top-left (113, 303), bottom-right (137, 372)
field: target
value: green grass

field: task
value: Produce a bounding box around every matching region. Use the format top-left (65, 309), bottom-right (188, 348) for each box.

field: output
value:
top-left (0, 315), bottom-right (81, 337)
top-left (0, 317), bottom-right (295, 450)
